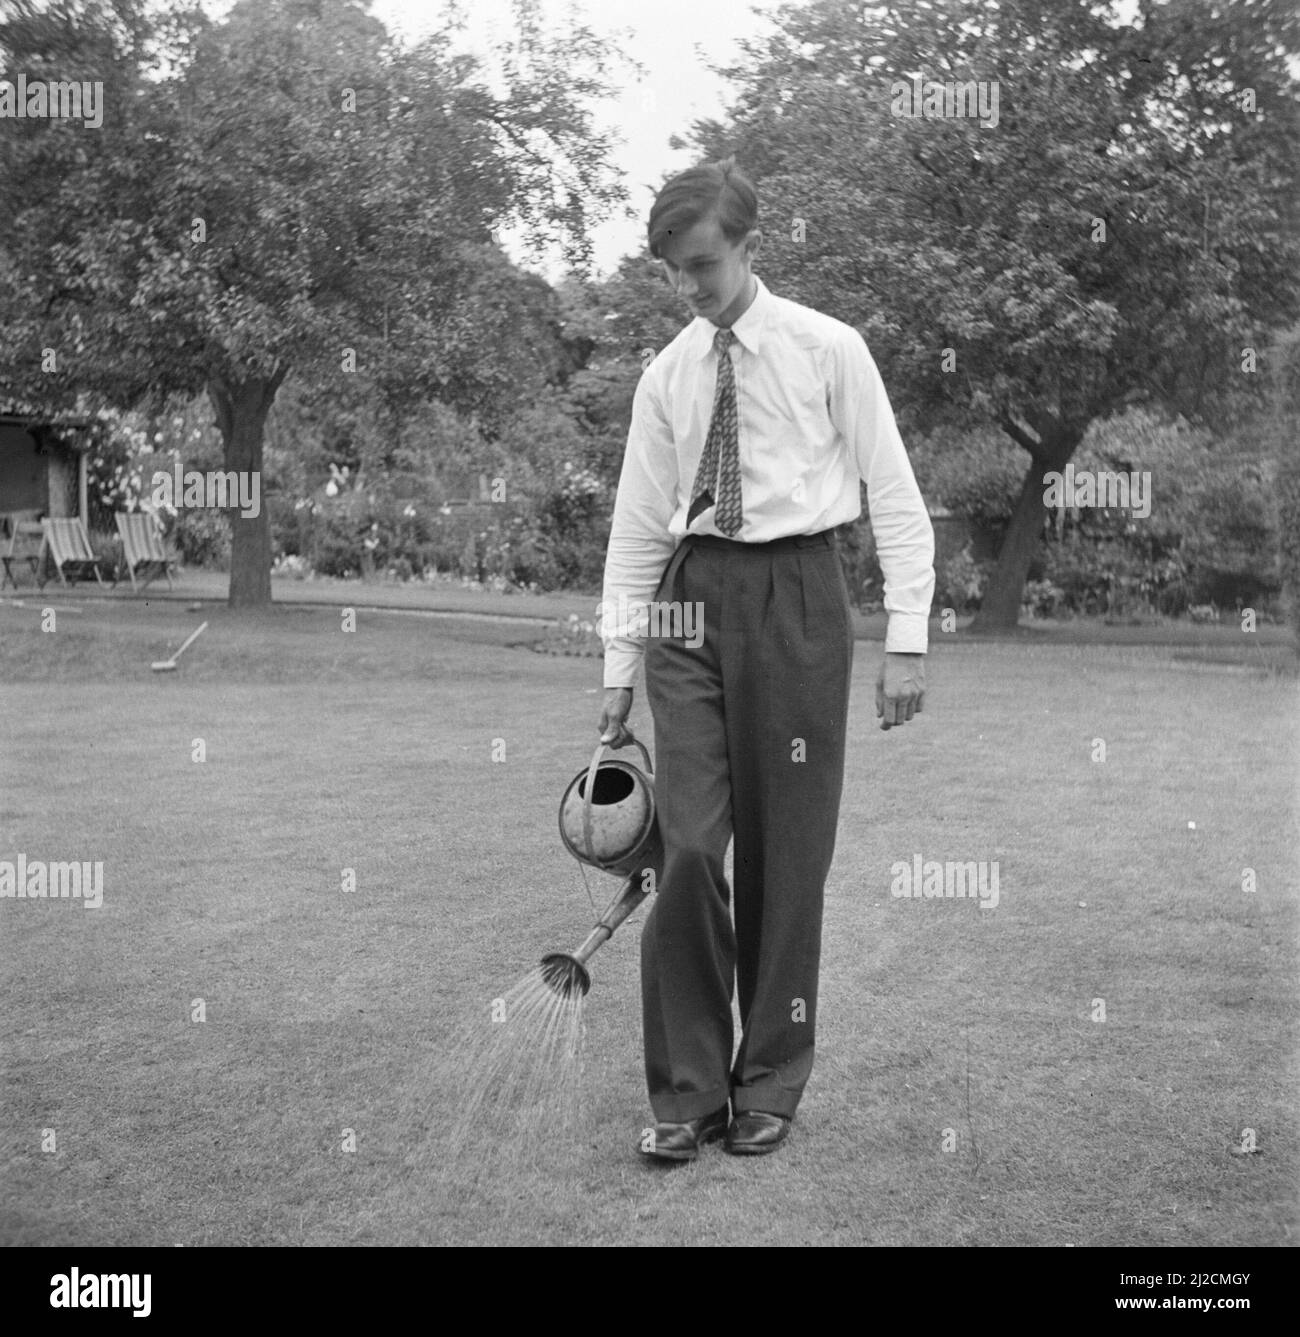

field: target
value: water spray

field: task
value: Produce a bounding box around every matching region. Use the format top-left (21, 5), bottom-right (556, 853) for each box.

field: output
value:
top-left (425, 735), bottom-right (661, 1174)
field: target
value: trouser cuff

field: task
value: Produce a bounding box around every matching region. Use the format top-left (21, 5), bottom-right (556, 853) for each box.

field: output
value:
top-left (650, 1086), bottom-right (731, 1124)
top-left (730, 1086), bottom-right (801, 1119)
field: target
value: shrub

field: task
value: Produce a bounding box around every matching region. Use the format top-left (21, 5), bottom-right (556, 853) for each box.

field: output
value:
top-left (910, 427), bottom-right (1025, 529)
top-left (272, 552), bottom-right (312, 579)
top-left (936, 544), bottom-right (989, 615)
top-left (837, 516), bottom-right (883, 610)
top-left (268, 492), bottom-right (310, 560)
top-left (89, 529), bottom-right (123, 581)
top-left (1020, 578), bottom-right (1066, 619)
top-left (1178, 462), bottom-right (1281, 610)
top-left (171, 508), bottom-right (230, 570)
top-left (535, 613), bottom-right (604, 657)
top-left (915, 409), bottom-right (1282, 620)
top-left (1069, 410), bottom-right (1279, 616)
top-left (1040, 539), bottom-right (1116, 615)
top-left (1276, 443), bottom-right (1300, 655)
top-left (309, 507), bottom-right (370, 579)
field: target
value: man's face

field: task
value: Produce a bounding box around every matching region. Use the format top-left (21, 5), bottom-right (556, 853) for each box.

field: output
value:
top-left (657, 214), bottom-right (760, 328)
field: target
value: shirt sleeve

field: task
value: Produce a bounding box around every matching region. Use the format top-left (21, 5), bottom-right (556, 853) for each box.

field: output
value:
top-left (830, 329), bottom-right (935, 653)
top-left (599, 365), bottom-right (680, 688)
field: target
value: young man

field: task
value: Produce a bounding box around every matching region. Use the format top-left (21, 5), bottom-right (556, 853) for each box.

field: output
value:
top-left (598, 156), bottom-right (934, 1160)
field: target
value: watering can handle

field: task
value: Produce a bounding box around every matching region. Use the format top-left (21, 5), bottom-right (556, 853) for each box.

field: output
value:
top-left (581, 733), bottom-right (653, 867)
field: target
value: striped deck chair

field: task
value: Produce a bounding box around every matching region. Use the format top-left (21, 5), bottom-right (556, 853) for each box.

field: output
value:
top-left (38, 517), bottom-right (106, 588)
top-left (114, 511), bottom-right (175, 593)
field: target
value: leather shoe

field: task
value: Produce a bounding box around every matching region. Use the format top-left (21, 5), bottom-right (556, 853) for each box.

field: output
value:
top-left (638, 1105), bottom-right (729, 1162)
top-left (724, 1111), bottom-right (791, 1155)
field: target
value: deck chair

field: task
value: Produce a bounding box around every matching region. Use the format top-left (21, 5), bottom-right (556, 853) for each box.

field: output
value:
top-left (1, 512), bottom-right (44, 590)
top-left (38, 517), bottom-right (106, 588)
top-left (114, 511), bottom-right (175, 593)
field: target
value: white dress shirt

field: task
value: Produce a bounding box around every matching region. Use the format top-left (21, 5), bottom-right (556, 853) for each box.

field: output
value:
top-left (600, 275), bottom-right (935, 688)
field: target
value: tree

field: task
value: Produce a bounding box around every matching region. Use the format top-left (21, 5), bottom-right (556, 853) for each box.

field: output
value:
top-left (553, 253), bottom-right (691, 484)
top-left (0, 0), bottom-right (626, 605)
top-left (679, 0), bottom-right (1300, 627)
top-left (1260, 321), bottom-right (1300, 656)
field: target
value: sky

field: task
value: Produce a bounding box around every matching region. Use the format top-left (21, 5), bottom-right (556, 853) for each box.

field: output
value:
top-left (201, 0), bottom-right (1165, 282)
top-left (369, 0), bottom-right (777, 279)
top-left (366, 0), bottom-right (1151, 281)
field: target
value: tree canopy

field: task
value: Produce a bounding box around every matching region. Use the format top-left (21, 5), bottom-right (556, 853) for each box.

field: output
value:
top-left (683, 0), bottom-right (1300, 625)
top-left (0, 0), bottom-right (628, 604)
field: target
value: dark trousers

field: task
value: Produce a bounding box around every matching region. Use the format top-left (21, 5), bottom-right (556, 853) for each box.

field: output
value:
top-left (640, 529), bottom-right (854, 1122)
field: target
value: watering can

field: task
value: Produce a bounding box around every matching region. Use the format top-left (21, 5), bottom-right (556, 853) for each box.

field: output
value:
top-left (544, 735), bottom-right (662, 997)
top-left (558, 735), bottom-right (659, 876)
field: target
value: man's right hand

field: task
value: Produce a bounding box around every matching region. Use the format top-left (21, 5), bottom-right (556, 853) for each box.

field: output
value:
top-left (599, 687), bottom-right (634, 745)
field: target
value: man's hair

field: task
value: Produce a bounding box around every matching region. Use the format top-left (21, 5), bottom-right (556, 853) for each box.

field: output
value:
top-left (647, 155), bottom-right (758, 259)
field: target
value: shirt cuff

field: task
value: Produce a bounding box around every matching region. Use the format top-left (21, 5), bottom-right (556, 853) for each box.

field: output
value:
top-left (602, 641), bottom-right (644, 689)
top-left (884, 611), bottom-right (929, 654)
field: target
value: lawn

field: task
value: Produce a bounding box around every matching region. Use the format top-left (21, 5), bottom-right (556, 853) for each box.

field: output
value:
top-left (0, 596), bottom-right (1295, 1246)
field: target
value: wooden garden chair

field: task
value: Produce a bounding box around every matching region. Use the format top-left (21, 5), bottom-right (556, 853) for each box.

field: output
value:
top-left (38, 517), bottom-right (105, 588)
top-left (113, 511), bottom-right (175, 593)
top-left (1, 512), bottom-right (44, 590)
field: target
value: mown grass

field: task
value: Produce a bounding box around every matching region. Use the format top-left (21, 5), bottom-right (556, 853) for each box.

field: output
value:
top-left (0, 598), bottom-right (1295, 1246)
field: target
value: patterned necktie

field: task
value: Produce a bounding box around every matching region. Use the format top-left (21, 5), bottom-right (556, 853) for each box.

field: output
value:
top-left (688, 327), bottom-right (743, 535)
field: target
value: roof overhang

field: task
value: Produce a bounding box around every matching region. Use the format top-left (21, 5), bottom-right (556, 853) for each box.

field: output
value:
top-left (0, 414), bottom-right (94, 449)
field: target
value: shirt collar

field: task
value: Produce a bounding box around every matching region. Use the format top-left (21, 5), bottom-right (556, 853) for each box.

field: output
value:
top-left (694, 275), bottom-right (770, 359)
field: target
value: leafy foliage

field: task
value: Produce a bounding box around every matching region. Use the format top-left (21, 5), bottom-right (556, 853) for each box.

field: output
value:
top-left (681, 0), bottom-right (1300, 625)
top-left (0, 0), bottom-right (628, 604)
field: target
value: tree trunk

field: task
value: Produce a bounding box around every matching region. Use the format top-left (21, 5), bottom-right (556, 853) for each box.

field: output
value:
top-left (970, 431), bottom-right (1080, 633)
top-left (208, 369), bottom-right (287, 609)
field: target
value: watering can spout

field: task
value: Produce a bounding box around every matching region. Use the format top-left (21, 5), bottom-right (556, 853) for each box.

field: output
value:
top-left (540, 865), bottom-right (656, 997)
top-left (574, 868), bottom-right (653, 962)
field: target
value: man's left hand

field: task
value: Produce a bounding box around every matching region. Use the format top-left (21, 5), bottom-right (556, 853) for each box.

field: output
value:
top-left (875, 652), bottom-right (926, 730)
